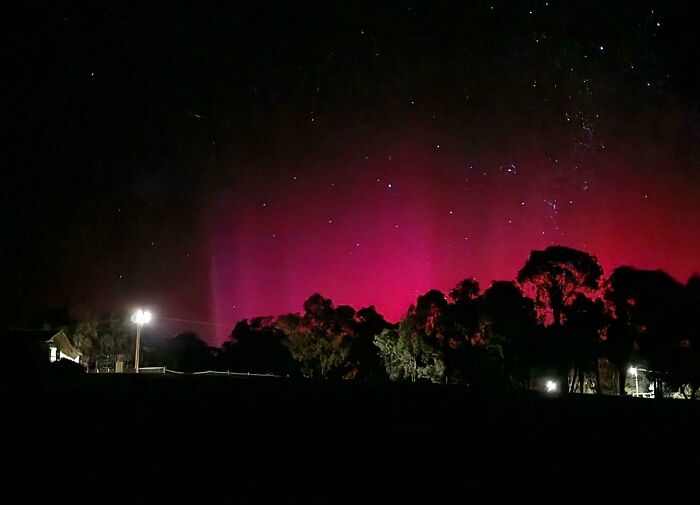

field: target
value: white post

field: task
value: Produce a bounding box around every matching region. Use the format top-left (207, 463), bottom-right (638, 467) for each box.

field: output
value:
top-left (135, 323), bottom-right (141, 374)
top-left (131, 309), bottom-right (152, 374)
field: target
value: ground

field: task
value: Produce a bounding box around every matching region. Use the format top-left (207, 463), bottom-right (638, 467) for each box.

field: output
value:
top-left (3, 375), bottom-right (698, 503)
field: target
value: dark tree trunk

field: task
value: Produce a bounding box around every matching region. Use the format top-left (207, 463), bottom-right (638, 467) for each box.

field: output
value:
top-left (654, 376), bottom-right (664, 399)
top-left (618, 367), bottom-right (626, 396)
top-left (579, 369), bottom-right (585, 393)
top-left (553, 307), bottom-right (562, 328)
top-left (595, 359), bottom-right (601, 395)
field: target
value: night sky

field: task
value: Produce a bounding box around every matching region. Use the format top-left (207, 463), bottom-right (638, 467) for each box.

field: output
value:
top-left (5, 1), bottom-right (700, 342)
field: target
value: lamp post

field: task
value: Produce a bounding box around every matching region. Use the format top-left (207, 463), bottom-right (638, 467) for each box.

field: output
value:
top-left (628, 366), bottom-right (639, 396)
top-left (131, 309), bottom-right (152, 373)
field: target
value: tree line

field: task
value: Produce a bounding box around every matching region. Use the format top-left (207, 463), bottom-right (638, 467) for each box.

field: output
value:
top-left (70, 246), bottom-right (700, 398)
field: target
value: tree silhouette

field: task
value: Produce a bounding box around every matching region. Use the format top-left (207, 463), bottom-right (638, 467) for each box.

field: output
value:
top-left (346, 306), bottom-right (392, 380)
top-left (606, 266), bottom-right (685, 398)
top-left (72, 315), bottom-right (133, 371)
top-left (220, 317), bottom-right (300, 376)
top-left (604, 273), bottom-right (640, 396)
top-left (679, 275), bottom-right (700, 398)
top-left (518, 246), bottom-right (603, 327)
top-left (446, 279), bottom-right (503, 387)
top-left (414, 289), bottom-right (450, 341)
top-left (448, 279), bottom-right (483, 347)
top-left (482, 281), bottom-right (538, 389)
top-left (450, 278), bottom-right (480, 304)
top-left (517, 246), bottom-right (603, 391)
top-left (281, 294), bottom-right (351, 379)
top-left (71, 318), bottom-right (100, 367)
top-left (562, 295), bottom-right (608, 393)
top-left (374, 314), bottom-right (444, 383)
top-left (159, 331), bottom-right (213, 372)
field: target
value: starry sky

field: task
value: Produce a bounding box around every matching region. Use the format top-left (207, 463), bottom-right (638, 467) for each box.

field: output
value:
top-left (5, 1), bottom-right (700, 342)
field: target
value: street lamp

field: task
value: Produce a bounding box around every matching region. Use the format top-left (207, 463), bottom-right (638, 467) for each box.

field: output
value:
top-left (131, 309), bottom-right (152, 373)
top-left (545, 380), bottom-right (558, 393)
top-left (628, 366), bottom-right (639, 396)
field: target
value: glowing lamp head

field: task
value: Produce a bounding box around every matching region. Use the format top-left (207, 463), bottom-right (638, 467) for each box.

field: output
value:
top-left (628, 367), bottom-right (638, 376)
top-left (545, 380), bottom-right (558, 393)
top-left (131, 309), bottom-right (152, 326)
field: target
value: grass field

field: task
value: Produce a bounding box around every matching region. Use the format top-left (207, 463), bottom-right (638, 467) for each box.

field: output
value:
top-left (4, 375), bottom-right (698, 503)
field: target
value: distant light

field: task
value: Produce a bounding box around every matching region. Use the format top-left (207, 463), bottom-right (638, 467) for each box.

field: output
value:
top-left (131, 309), bottom-right (152, 326)
top-left (545, 380), bottom-right (558, 393)
top-left (628, 367), bottom-right (638, 376)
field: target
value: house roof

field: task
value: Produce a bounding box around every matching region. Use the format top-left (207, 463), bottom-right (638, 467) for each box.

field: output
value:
top-left (47, 331), bottom-right (82, 360)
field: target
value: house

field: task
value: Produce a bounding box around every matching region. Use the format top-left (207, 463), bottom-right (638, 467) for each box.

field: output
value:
top-left (45, 330), bottom-right (82, 363)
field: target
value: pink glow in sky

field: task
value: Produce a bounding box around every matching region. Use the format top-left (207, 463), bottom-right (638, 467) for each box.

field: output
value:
top-left (207, 132), bottom-right (700, 343)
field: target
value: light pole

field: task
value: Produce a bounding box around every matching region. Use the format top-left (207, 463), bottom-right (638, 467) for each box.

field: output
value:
top-left (131, 309), bottom-right (152, 373)
top-left (628, 366), bottom-right (639, 396)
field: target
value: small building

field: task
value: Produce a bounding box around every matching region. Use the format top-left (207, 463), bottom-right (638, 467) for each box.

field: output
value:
top-left (45, 331), bottom-right (82, 364)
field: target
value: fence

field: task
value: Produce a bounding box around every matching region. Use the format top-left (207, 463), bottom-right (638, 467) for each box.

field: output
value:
top-left (137, 367), bottom-right (281, 378)
top-left (631, 392), bottom-right (655, 398)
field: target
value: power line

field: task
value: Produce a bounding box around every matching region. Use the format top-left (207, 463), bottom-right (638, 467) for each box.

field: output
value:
top-left (158, 316), bottom-right (231, 327)
top-left (6, 315), bottom-right (233, 332)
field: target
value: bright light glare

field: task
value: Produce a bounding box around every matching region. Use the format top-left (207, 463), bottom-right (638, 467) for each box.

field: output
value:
top-left (131, 309), bottom-right (152, 325)
top-left (545, 380), bottom-right (558, 393)
top-left (628, 366), bottom-right (638, 376)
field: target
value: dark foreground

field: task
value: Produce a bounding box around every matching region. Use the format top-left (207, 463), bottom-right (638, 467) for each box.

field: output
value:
top-left (4, 375), bottom-right (699, 503)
